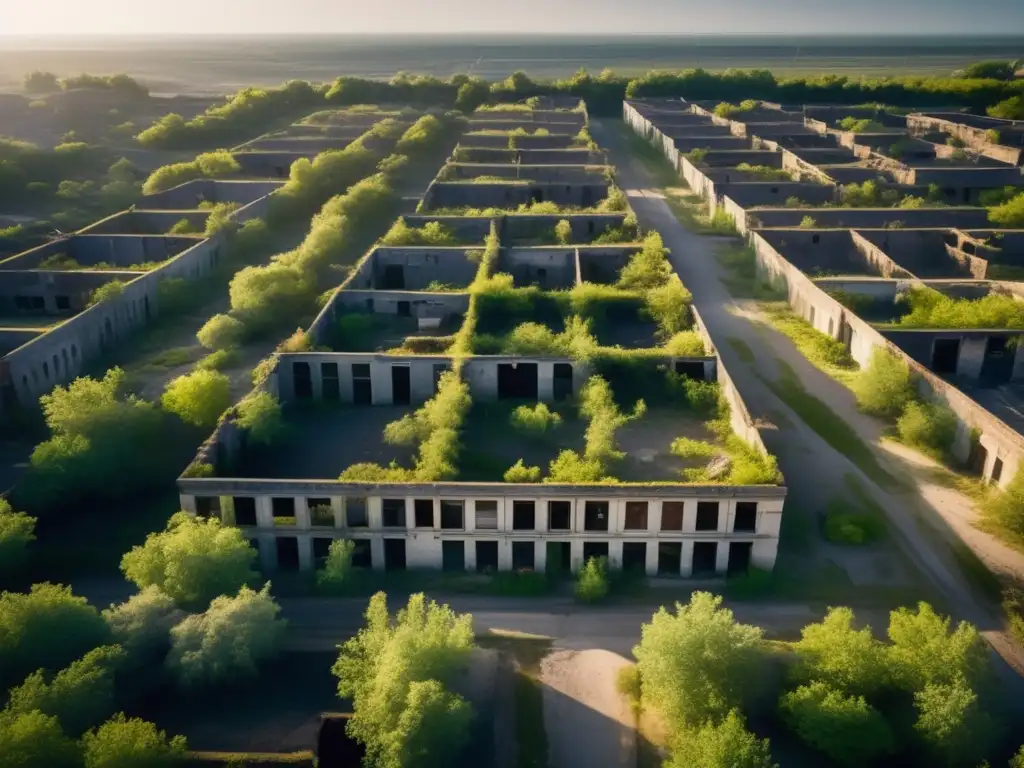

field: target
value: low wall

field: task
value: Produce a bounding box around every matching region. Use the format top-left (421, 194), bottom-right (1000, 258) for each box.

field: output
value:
top-left (907, 114), bottom-right (1023, 166)
top-left (442, 163), bottom-right (608, 183)
top-left (0, 269), bottom-right (144, 313)
top-left (142, 179), bottom-right (284, 209)
top-left (78, 209), bottom-right (210, 235)
top-left (461, 133), bottom-right (576, 150)
top-left (235, 136), bottom-right (355, 153)
top-left (422, 182), bottom-right (608, 211)
top-left (335, 289), bottom-right (469, 319)
top-left (232, 151), bottom-right (314, 179)
top-left (737, 203), bottom-right (991, 235)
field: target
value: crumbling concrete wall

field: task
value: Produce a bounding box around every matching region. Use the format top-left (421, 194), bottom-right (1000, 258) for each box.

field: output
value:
top-left (442, 163), bottom-right (608, 183)
top-left (232, 151), bottom-right (315, 179)
top-left (500, 248), bottom-right (577, 288)
top-left (234, 136), bottom-right (355, 153)
top-left (907, 113), bottom-right (1024, 165)
top-left (0, 269), bottom-right (141, 313)
top-left (335, 290), bottom-right (469, 320)
top-left (366, 247), bottom-right (480, 290)
top-left (423, 182), bottom-right (609, 211)
top-left (455, 147), bottom-right (604, 165)
top-left (462, 356), bottom-right (590, 402)
top-left (732, 200), bottom-right (991, 235)
top-left (460, 133), bottom-right (577, 150)
top-left (142, 179), bottom-right (284, 209)
top-left (78, 210), bottom-right (211, 236)
top-left (276, 352), bottom-right (449, 406)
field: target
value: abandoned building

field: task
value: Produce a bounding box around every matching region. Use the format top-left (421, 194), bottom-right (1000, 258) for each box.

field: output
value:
top-left (177, 103), bottom-right (787, 579)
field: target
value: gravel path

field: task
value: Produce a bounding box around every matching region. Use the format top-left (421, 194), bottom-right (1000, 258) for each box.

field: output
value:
top-left (540, 649), bottom-right (636, 768)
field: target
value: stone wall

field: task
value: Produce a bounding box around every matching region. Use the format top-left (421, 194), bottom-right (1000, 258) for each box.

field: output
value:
top-left (142, 179), bottom-right (284, 210)
top-left (422, 181), bottom-right (609, 210)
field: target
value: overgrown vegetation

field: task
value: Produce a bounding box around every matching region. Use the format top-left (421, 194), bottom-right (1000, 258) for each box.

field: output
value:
top-left (895, 286), bottom-right (1024, 329)
top-left (142, 151), bottom-right (241, 195)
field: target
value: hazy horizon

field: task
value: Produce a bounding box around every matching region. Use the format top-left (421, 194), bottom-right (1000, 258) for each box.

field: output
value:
top-left (6, 0), bottom-right (1024, 37)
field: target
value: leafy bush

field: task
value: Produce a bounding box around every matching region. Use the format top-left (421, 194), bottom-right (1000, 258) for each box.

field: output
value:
top-left (0, 583), bottom-right (111, 687)
top-left (89, 280), bottom-right (126, 306)
top-left (142, 151), bottom-right (240, 195)
top-left (988, 192), bottom-right (1024, 227)
top-left (633, 592), bottom-right (763, 728)
top-left (671, 437), bottom-right (719, 460)
top-left (396, 114), bottom-right (448, 153)
top-left (0, 710), bottom-right (79, 768)
top-left (0, 499), bottom-right (36, 577)
top-left (988, 95), bottom-right (1024, 120)
top-left (102, 586), bottom-right (184, 666)
top-left (554, 218), bottom-right (572, 244)
top-left (334, 593), bottom-right (475, 768)
top-left (317, 540), bottom-right (355, 593)
top-left (798, 216), bottom-right (817, 228)
top-left (780, 681), bottom-right (893, 766)
top-left (663, 330), bottom-right (706, 356)
top-left (735, 162), bottom-right (792, 180)
top-left (167, 583), bottom-right (286, 688)
top-left (886, 602), bottom-right (988, 691)
top-left (840, 180), bottom-right (900, 207)
top-left (617, 232), bottom-right (673, 291)
top-left (852, 348), bottom-right (915, 418)
top-left (160, 369), bottom-right (231, 429)
top-left (913, 676), bottom-right (995, 766)
top-left (837, 117), bottom-right (884, 133)
top-left (574, 556), bottom-right (609, 603)
top-left (791, 606), bottom-right (888, 695)
top-left (510, 402), bottom-right (563, 434)
top-left (897, 285), bottom-right (1024, 328)
top-left (666, 710), bottom-right (776, 768)
top-left (644, 276), bottom-right (692, 336)
top-left (381, 219), bottom-right (458, 246)
top-left (504, 460), bottom-right (542, 483)
top-left (120, 512), bottom-right (258, 611)
top-left (82, 713), bottom-right (187, 768)
top-left (6, 645), bottom-right (124, 735)
top-left (236, 391), bottom-right (285, 446)
top-left (896, 400), bottom-right (957, 456)
top-left (713, 100), bottom-right (757, 118)
top-left (197, 313), bottom-right (246, 351)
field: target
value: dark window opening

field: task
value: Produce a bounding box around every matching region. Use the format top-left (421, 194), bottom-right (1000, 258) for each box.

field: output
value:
top-left (734, 502), bottom-right (757, 533)
top-left (272, 497), bottom-right (296, 526)
top-left (276, 537), bottom-right (300, 571)
top-left (497, 362), bottom-right (539, 401)
top-left (553, 362), bottom-right (573, 401)
top-left (658, 542), bottom-right (682, 576)
top-left (696, 502), bottom-right (720, 532)
top-left (195, 496), bottom-right (220, 517)
top-left (414, 499), bottom-right (434, 528)
top-left (397, 301), bottom-right (411, 317)
top-left (674, 361), bottom-right (705, 380)
top-left (441, 500), bottom-right (464, 529)
top-left (293, 362), bottom-right (312, 399)
top-left (931, 338), bottom-right (960, 375)
top-left (513, 501), bottom-right (535, 531)
top-left (623, 542), bottom-right (647, 572)
top-left (583, 541), bottom-right (609, 563)
top-left (476, 541), bottom-right (499, 572)
top-left (351, 539), bottom-right (372, 568)
top-left (383, 264), bottom-right (405, 290)
top-left (384, 539), bottom-right (406, 571)
top-left (512, 541), bottom-right (535, 570)
top-left (309, 499), bottom-right (335, 527)
top-left (233, 497), bottom-right (257, 527)
top-left (728, 542), bottom-right (753, 575)
top-left (322, 362), bottom-right (340, 401)
top-left (546, 541), bottom-right (571, 574)
top-left (313, 537), bottom-right (333, 568)
top-left (391, 366), bottom-right (411, 405)
top-left (584, 501), bottom-right (609, 531)
top-left (382, 499), bottom-right (406, 528)
top-left (442, 540), bottom-right (466, 571)
top-left (992, 457), bottom-right (1004, 484)
top-left (692, 542), bottom-right (718, 576)
top-left (475, 500), bottom-right (498, 530)
top-left (548, 500), bottom-right (571, 531)
top-left (624, 501), bottom-right (648, 531)
top-left (661, 502), bottom-right (685, 531)
top-left (352, 363), bottom-right (371, 405)
top-left (55, 295), bottom-right (70, 311)
top-left (346, 497), bottom-right (368, 527)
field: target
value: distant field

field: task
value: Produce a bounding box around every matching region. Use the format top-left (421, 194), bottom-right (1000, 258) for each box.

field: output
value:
top-left (1, 34), bottom-right (1022, 96)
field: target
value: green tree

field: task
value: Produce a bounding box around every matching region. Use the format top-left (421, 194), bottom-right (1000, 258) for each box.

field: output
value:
top-left (0, 710), bottom-right (80, 768)
top-left (334, 593), bottom-right (475, 768)
top-left (666, 710), bottom-right (776, 768)
top-left (167, 583), bottom-right (286, 688)
top-left (989, 193), bottom-right (1024, 228)
top-left (455, 80), bottom-right (489, 113)
top-left (196, 313), bottom-right (245, 351)
top-left (23, 71), bottom-right (59, 93)
top-left (0, 583), bottom-right (111, 687)
top-left (0, 499), bottom-right (36, 577)
top-left (120, 512), bottom-right (257, 611)
top-left (780, 681), bottom-right (893, 766)
top-left (554, 218), bottom-right (572, 245)
top-left (852, 348), bottom-right (916, 418)
top-left (791, 606), bottom-right (888, 695)
top-left (914, 676), bottom-right (995, 766)
top-left (896, 400), bottom-right (957, 456)
top-left (102, 586), bottom-right (184, 666)
top-left (988, 96), bottom-right (1024, 120)
top-left (960, 60), bottom-right (1016, 80)
top-left (317, 540), bottom-right (355, 593)
top-left (235, 391), bottom-right (285, 445)
top-left (82, 713), bottom-right (186, 768)
top-left (6, 645), bottom-right (124, 735)
top-left (887, 602), bottom-right (988, 691)
top-left (574, 556), bottom-right (609, 603)
top-left (633, 592), bottom-right (763, 728)
top-left (1010, 745), bottom-right (1024, 767)
top-left (160, 369), bottom-right (231, 428)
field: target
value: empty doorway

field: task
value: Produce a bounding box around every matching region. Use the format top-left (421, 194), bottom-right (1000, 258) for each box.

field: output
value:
top-left (553, 363), bottom-right (573, 401)
top-left (352, 363), bottom-right (372, 405)
top-left (383, 265), bottom-right (405, 290)
top-left (727, 542), bottom-right (752, 575)
top-left (498, 362), bottom-right (538, 400)
top-left (980, 337), bottom-right (1015, 386)
top-left (931, 338), bottom-right (960, 375)
top-left (391, 366), bottom-right (411, 405)
top-left (692, 542), bottom-right (717, 576)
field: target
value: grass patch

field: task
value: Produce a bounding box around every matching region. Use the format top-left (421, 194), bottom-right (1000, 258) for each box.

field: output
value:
top-left (761, 302), bottom-right (857, 380)
top-left (727, 336), bottom-right (755, 364)
top-left (758, 359), bottom-right (903, 491)
top-left (713, 242), bottom-right (783, 299)
top-left (133, 346), bottom-right (197, 371)
top-left (823, 473), bottom-right (888, 544)
top-left (617, 123), bottom-right (681, 188)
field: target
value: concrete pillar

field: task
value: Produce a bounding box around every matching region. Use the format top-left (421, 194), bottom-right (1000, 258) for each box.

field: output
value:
top-left (404, 498), bottom-right (416, 532)
top-left (370, 537), bottom-right (385, 571)
top-left (956, 338), bottom-right (985, 380)
top-left (465, 539), bottom-right (477, 571)
top-left (298, 535), bottom-right (313, 571)
top-left (179, 494), bottom-right (197, 514)
top-left (367, 497), bottom-right (383, 530)
top-left (644, 538), bottom-right (659, 576)
top-left (680, 540), bottom-right (694, 577)
top-left (295, 497), bottom-right (311, 530)
top-left (570, 539), bottom-right (584, 572)
top-left (1012, 344), bottom-right (1024, 381)
top-left (331, 497), bottom-right (344, 529)
top-left (534, 500), bottom-right (547, 533)
top-left (534, 540), bottom-right (547, 573)
top-left (752, 539), bottom-right (779, 571)
top-left (538, 362), bottom-right (554, 402)
top-left (255, 497), bottom-right (274, 529)
top-left (722, 501), bottom-right (735, 536)
top-left (311, 361), bottom-right (323, 401)
top-left (715, 540), bottom-right (731, 575)
top-left (608, 539), bottom-right (623, 570)
top-left (498, 539), bottom-right (513, 571)
top-left (682, 501), bottom-right (698, 533)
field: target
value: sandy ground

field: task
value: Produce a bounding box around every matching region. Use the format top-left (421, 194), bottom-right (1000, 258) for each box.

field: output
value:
top-left (540, 649), bottom-right (636, 768)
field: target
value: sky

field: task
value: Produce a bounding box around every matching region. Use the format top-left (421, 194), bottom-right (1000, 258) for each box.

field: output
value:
top-left (4, 0), bottom-right (1024, 36)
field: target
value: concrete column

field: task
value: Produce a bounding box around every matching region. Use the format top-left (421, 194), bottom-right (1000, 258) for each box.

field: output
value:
top-left (649, 502), bottom-right (664, 534)
top-left (608, 539), bottom-right (623, 570)
top-left (295, 497), bottom-right (311, 530)
top-left (370, 537), bottom-right (385, 571)
top-left (497, 539), bottom-right (513, 571)
top-left (298, 535), bottom-right (313, 571)
top-left (534, 500), bottom-right (547, 533)
top-left (715, 540), bottom-right (731, 575)
top-left (609, 500), bottom-right (625, 534)
top-left (644, 538), bottom-right (659, 576)
top-left (255, 497), bottom-right (274, 529)
top-left (311, 361), bottom-right (323, 401)
top-left (405, 498), bottom-right (415, 531)
top-left (331, 497), bottom-right (344, 529)
top-left (680, 540), bottom-right (694, 577)
top-left (534, 540), bottom-right (547, 573)
top-left (538, 362), bottom-right (554, 402)
top-left (367, 497), bottom-right (383, 530)
top-left (179, 494), bottom-right (197, 514)
top-left (752, 539), bottom-right (779, 571)
top-left (465, 539), bottom-right (478, 571)
top-left (956, 338), bottom-right (985, 380)
top-left (570, 539), bottom-right (585, 572)
top-left (1012, 344), bottom-right (1024, 381)
top-left (722, 501), bottom-right (735, 536)
top-left (682, 501), bottom-right (697, 534)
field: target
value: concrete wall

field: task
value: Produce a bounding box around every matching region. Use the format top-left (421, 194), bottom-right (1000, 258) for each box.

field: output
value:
top-left (346, 247), bottom-right (480, 291)
top-left (0, 269), bottom-right (142, 314)
top-left (0, 328), bottom-right (42, 356)
top-left (725, 182), bottom-right (836, 208)
top-left (275, 352), bottom-right (449, 405)
top-left (879, 329), bottom-right (1024, 381)
top-left (733, 202), bottom-right (991, 235)
top-left (232, 151), bottom-right (315, 179)
top-left (0, 235), bottom-right (205, 270)
top-left (400, 214), bottom-right (629, 244)
top-left (499, 248), bottom-right (577, 288)
top-left (422, 182), bottom-right (609, 211)
top-left (441, 163), bottom-right (608, 183)
top-left (142, 179), bottom-right (284, 210)
top-left (178, 478), bottom-right (785, 575)
top-left (78, 210), bottom-right (211, 235)
top-left (454, 147), bottom-right (604, 165)
top-left (907, 114), bottom-right (1023, 166)
top-left (235, 136), bottom-right (356, 153)
top-left (461, 133), bottom-right (577, 150)
top-left (462, 356), bottom-right (590, 402)
top-left (856, 229), bottom-right (975, 279)
top-left (750, 230), bottom-right (1024, 487)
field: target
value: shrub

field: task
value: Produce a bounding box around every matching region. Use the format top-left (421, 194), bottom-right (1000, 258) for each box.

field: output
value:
top-left (0, 710), bottom-right (79, 768)
top-left (167, 584), bottom-right (286, 688)
top-left (6, 645), bottom-right (124, 735)
top-left (381, 219), bottom-right (458, 246)
top-left (735, 162), bottom-right (791, 180)
top-left (666, 710), bottom-right (776, 768)
top-left (317, 540), bottom-right (355, 593)
top-left (896, 400), bottom-right (957, 456)
top-left (989, 192), bottom-right (1024, 228)
top-left (897, 285), bottom-right (1024, 328)
top-left (852, 348), bottom-right (915, 418)
top-left (142, 151), bottom-right (240, 194)
top-left (599, 186), bottom-right (629, 212)
top-left (554, 218), bottom-right (572, 244)
top-left (798, 216), bottom-right (817, 228)
top-left (160, 369), bottom-right (231, 429)
top-left (334, 593), bottom-right (474, 768)
top-left (837, 117), bottom-right (884, 133)
top-left (886, 602), bottom-right (988, 691)
top-left (120, 512), bottom-right (258, 611)
top-left (501, 456), bottom-right (539, 482)
top-left (102, 586), bottom-right (184, 666)
top-left (671, 437), bottom-right (719, 460)
top-left (0, 583), bottom-right (111, 687)
top-left (633, 592), bottom-right (763, 728)
top-left (617, 232), bottom-right (672, 291)
top-left (0, 499), bottom-right (36, 577)
top-left (841, 180), bottom-right (899, 208)
top-left (988, 95), bottom-right (1024, 120)
top-left (396, 114), bottom-right (447, 153)
top-left (510, 402), bottom-right (562, 433)
top-left (791, 606), bottom-right (888, 695)
top-left (236, 392), bottom-right (285, 445)
top-left (89, 280), bottom-right (126, 306)
top-left (644, 276), bottom-right (692, 337)
top-left (82, 713), bottom-right (187, 768)
top-left (779, 682), bottom-right (893, 766)
top-left (914, 676), bottom-right (994, 766)
top-left (663, 330), bottom-right (706, 356)
top-left (574, 556), bottom-right (609, 603)
top-left (197, 348), bottom-right (239, 371)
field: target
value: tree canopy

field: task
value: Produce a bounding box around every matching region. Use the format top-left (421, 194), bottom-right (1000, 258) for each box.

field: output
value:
top-left (0, 709), bottom-right (79, 768)
top-left (0, 499), bottom-right (36, 577)
top-left (791, 606), bottom-right (888, 695)
top-left (666, 710), bottom-right (776, 768)
top-left (160, 369), bottom-right (231, 429)
top-left (82, 713), bottom-right (187, 768)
